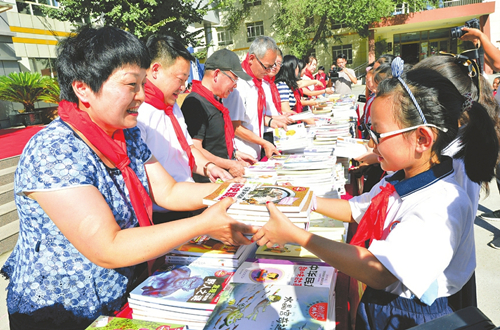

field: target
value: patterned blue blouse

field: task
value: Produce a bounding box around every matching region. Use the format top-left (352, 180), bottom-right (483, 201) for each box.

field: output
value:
top-left (1, 118), bottom-right (152, 324)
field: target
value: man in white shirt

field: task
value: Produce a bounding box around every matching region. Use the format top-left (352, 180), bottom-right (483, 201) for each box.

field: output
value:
top-left (224, 36), bottom-right (287, 160)
top-left (137, 34), bottom-right (232, 224)
top-left (334, 53), bottom-right (358, 95)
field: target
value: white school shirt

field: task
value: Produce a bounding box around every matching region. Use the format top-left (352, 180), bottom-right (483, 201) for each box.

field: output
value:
top-left (349, 157), bottom-right (475, 305)
top-left (263, 79), bottom-right (280, 134)
top-left (137, 102), bottom-right (195, 212)
top-left (225, 75), bottom-right (266, 159)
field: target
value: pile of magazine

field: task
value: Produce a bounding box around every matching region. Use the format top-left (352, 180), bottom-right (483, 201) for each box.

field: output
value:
top-left (163, 235), bottom-right (257, 269)
top-left (203, 182), bottom-right (313, 229)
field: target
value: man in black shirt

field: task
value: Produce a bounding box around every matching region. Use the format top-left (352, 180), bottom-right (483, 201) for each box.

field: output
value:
top-left (182, 49), bottom-right (257, 183)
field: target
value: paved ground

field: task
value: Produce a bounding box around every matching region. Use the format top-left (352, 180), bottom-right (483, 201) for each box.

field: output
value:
top-left (1, 83), bottom-right (499, 327)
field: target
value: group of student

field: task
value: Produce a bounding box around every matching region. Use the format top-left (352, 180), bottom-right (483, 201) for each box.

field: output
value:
top-left (2, 25), bottom-right (500, 330)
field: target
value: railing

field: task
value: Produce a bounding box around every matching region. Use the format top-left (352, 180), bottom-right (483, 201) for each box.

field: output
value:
top-left (352, 61), bottom-right (370, 79)
top-left (393, 0), bottom-right (482, 15)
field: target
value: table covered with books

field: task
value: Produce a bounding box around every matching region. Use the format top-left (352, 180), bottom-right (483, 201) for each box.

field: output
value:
top-left (86, 95), bottom-right (365, 330)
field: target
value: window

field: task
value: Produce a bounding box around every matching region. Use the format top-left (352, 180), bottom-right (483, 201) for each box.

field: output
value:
top-left (246, 21), bottom-right (264, 42)
top-left (332, 44), bottom-right (353, 65)
top-left (16, 0), bottom-right (59, 16)
top-left (248, 0), bottom-right (261, 6)
top-left (330, 21), bottom-right (345, 30)
top-left (217, 28), bottom-right (233, 46)
top-left (29, 57), bottom-right (57, 77)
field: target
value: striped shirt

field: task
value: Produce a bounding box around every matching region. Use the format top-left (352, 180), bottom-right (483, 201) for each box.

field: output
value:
top-left (277, 82), bottom-right (296, 110)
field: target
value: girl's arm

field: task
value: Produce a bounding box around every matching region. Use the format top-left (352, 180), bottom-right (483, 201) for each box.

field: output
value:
top-left (253, 202), bottom-right (397, 289)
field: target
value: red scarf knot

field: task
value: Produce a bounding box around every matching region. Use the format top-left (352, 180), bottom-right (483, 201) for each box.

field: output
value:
top-left (144, 79), bottom-right (196, 172)
top-left (191, 80), bottom-right (235, 159)
top-left (350, 183), bottom-right (396, 248)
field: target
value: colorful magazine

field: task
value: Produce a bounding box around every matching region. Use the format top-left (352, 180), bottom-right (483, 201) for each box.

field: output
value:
top-left (203, 282), bottom-right (335, 330)
top-left (85, 316), bottom-right (186, 330)
top-left (203, 182), bottom-right (311, 213)
top-left (129, 263), bottom-right (235, 310)
top-left (170, 235), bottom-right (244, 259)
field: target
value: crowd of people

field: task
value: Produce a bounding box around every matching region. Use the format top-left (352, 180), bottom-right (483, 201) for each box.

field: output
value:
top-left (1, 24), bottom-right (500, 330)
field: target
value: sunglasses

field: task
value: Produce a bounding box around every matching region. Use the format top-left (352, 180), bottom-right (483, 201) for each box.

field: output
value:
top-left (255, 56), bottom-right (277, 71)
top-left (365, 124), bottom-right (448, 145)
top-left (219, 70), bottom-right (238, 85)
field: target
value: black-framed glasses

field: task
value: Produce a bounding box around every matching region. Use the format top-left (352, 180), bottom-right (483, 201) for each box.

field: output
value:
top-left (365, 123), bottom-right (448, 145)
top-left (255, 56), bottom-right (277, 71)
top-left (219, 70), bottom-right (238, 85)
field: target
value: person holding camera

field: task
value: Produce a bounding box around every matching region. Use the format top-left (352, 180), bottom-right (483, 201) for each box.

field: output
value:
top-left (333, 53), bottom-right (357, 95)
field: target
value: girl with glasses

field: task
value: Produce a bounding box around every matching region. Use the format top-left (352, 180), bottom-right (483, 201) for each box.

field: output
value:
top-left (252, 59), bottom-right (498, 329)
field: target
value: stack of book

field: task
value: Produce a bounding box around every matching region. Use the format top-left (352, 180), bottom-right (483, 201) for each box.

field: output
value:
top-left (203, 182), bottom-right (313, 228)
top-left (86, 316), bottom-right (186, 330)
top-left (203, 258), bottom-right (337, 330)
top-left (164, 235), bottom-right (258, 269)
top-left (273, 123), bottom-right (309, 152)
top-left (128, 263), bottom-right (236, 330)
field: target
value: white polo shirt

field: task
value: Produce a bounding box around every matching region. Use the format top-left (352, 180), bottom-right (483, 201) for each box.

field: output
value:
top-left (349, 157), bottom-right (475, 305)
top-left (225, 75), bottom-right (266, 159)
top-left (137, 102), bottom-right (194, 212)
top-left (263, 79), bottom-right (280, 134)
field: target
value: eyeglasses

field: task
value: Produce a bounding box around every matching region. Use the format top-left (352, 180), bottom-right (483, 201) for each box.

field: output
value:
top-left (275, 61), bottom-right (283, 67)
top-left (366, 124), bottom-right (448, 145)
top-left (255, 56), bottom-right (277, 71)
top-left (219, 70), bottom-right (238, 85)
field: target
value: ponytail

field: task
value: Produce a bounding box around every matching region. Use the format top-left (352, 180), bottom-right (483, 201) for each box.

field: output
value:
top-left (454, 101), bottom-right (499, 184)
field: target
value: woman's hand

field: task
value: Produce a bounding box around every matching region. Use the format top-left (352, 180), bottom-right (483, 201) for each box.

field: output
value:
top-left (201, 197), bottom-right (257, 246)
top-left (235, 150), bottom-right (257, 166)
top-left (252, 201), bottom-right (305, 248)
top-left (208, 164), bottom-right (233, 182)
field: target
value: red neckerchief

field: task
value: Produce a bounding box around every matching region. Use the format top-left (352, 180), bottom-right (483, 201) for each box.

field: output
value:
top-left (144, 79), bottom-right (195, 172)
top-left (263, 75), bottom-right (283, 114)
top-left (304, 68), bottom-right (314, 80)
top-left (292, 88), bottom-right (303, 113)
top-left (191, 80), bottom-right (235, 159)
top-left (58, 100), bottom-right (153, 228)
top-left (241, 53), bottom-right (265, 136)
top-left (350, 183), bottom-right (396, 248)
top-left (314, 72), bottom-right (327, 90)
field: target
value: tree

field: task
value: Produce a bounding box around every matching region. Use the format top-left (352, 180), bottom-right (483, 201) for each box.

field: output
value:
top-left (0, 72), bottom-right (56, 113)
top-left (43, 0), bottom-right (213, 45)
top-left (222, 0), bottom-right (436, 58)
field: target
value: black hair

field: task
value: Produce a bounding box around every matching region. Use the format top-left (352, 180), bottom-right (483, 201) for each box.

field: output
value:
top-left (377, 68), bottom-right (498, 184)
top-left (57, 26), bottom-right (151, 103)
top-left (373, 63), bottom-right (392, 85)
top-left (298, 59), bottom-right (306, 73)
top-left (275, 55), bottom-right (299, 90)
top-left (318, 66), bottom-right (325, 71)
top-left (413, 55), bottom-right (500, 141)
top-left (337, 54), bottom-right (347, 60)
top-left (146, 34), bottom-right (194, 67)
top-left (376, 54), bottom-right (395, 66)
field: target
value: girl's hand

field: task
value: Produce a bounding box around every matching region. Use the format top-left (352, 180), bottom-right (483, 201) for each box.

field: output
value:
top-left (252, 201), bottom-right (301, 248)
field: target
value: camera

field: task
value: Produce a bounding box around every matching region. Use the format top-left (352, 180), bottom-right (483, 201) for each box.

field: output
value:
top-left (451, 18), bottom-right (480, 39)
top-left (329, 66), bottom-right (343, 79)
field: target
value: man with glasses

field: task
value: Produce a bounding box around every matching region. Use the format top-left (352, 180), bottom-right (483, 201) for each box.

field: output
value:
top-left (181, 49), bottom-right (258, 183)
top-left (225, 36), bottom-right (288, 160)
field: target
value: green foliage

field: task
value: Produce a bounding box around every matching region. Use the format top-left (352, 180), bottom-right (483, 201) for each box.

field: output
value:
top-left (375, 36), bottom-right (388, 58)
top-left (43, 0), bottom-right (213, 44)
top-left (39, 78), bottom-right (60, 105)
top-left (0, 72), bottom-right (58, 113)
top-left (223, 0), bottom-right (438, 59)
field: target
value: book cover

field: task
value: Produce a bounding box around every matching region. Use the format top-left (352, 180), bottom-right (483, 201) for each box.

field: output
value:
top-left (171, 235), bottom-right (244, 259)
top-left (129, 263), bottom-right (235, 309)
top-left (203, 282), bottom-right (334, 330)
top-left (85, 316), bottom-right (186, 330)
top-left (203, 183), bottom-right (311, 213)
top-left (232, 259), bottom-right (336, 288)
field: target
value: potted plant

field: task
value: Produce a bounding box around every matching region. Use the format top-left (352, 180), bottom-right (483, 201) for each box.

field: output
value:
top-left (0, 72), bottom-right (59, 126)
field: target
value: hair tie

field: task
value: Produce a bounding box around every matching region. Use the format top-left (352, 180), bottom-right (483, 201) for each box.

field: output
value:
top-left (391, 57), bottom-right (427, 124)
top-left (462, 92), bottom-right (474, 112)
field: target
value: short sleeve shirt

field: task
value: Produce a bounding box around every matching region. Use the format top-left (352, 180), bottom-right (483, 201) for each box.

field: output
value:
top-left (334, 68), bottom-right (356, 95)
top-left (277, 82), bottom-right (296, 110)
top-left (1, 118), bottom-right (152, 323)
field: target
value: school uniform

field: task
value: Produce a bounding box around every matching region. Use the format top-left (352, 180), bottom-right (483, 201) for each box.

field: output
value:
top-left (349, 156), bottom-right (475, 329)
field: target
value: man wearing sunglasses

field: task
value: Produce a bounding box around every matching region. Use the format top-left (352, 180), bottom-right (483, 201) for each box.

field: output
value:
top-left (224, 36), bottom-right (288, 160)
top-left (181, 49), bottom-right (258, 183)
